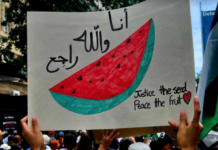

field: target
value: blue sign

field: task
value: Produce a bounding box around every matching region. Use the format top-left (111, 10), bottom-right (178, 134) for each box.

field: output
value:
top-left (201, 10), bottom-right (215, 55)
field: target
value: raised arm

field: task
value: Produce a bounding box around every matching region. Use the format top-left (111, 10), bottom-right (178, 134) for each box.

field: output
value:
top-left (168, 96), bottom-right (204, 150)
top-left (98, 129), bottom-right (120, 150)
top-left (20, 116), bottom-right (44, 150)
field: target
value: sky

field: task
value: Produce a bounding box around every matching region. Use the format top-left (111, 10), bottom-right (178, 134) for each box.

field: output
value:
top-left (189, 0), bottom-right (218, 75)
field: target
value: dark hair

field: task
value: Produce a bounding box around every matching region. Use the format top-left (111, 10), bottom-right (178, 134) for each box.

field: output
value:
top-left (64, 134), bottom-right (76, 150)
top-left (135, 137), bottom-right (143, 143)
top-left (155, 133), bottom-right (174, 150)
top-left (119, 138), bottom-right (134, 150)
top-left (14, 138), bottom-right (19, 144)
top-left (11, 145), bottom-right (22, 150)
top-left (77, 134), bottom-right (92, 150)
top-left (108, 139), bottom-right (119, 150)
top-left (150, 140), bottom-right (158, 150)
top-left (8, 136), bottom-right (14, 142)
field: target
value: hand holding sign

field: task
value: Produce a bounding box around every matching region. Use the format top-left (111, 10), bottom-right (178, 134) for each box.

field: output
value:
top-left (168, 96), bottom-right (204, 150)
top-left (20, 116), bottom-right (44, 150)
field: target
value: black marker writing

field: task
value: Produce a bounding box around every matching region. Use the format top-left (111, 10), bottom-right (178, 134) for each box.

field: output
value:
top-left (46, 45), bottom-right (78, 73)
top-left (73, 30), bottom-right (110, 53)
top-left (108, 8), bottom-right (128, 31)
top-left (134, 89), bottom-right (155, 98)
top-left (169, 95), bottom-right (182, 105)
top-left (134, 100), bottom-right (151, 110)
top-left (154, 98), bottom-right (165, 107)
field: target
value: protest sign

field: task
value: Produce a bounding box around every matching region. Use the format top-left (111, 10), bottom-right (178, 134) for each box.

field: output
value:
top-left (28, 0), bottom-right (195, 130)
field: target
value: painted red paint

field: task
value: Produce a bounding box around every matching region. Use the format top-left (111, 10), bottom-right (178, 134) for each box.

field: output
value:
top-left (50, 19), bottom-right (152, 100)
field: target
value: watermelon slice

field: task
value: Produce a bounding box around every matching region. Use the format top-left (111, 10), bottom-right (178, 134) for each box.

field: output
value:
top-left (50, 19), bottom-right (155, 115)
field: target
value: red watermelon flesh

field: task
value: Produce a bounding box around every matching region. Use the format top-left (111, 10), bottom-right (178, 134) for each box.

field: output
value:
top-left (50, 19), bottom-right (151, 100)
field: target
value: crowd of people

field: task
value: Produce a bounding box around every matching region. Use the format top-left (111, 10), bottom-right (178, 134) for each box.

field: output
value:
top-left (0, 96), bottom-right (204, 150)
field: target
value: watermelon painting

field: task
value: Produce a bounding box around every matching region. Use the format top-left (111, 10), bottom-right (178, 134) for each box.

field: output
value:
top-left (49, 19), bottom-right (155, 115)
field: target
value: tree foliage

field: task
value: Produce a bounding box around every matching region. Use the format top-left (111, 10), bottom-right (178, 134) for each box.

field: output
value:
top-left (100, 0), bottom-right (145, 10)
top-left (196, 72), bottom-right (201, 91)
top-left (0, 0), bottom-right (145, 72)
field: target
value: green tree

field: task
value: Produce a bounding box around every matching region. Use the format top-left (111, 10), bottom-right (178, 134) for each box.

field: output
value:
top-left (100, 0), bottom-right (145, 10)
top-left (0, 0), bottom-right (96, 67)
top-left (196, 72), bottom-right (201, 91)
top-left (0, 0), bottom-right (145, 78)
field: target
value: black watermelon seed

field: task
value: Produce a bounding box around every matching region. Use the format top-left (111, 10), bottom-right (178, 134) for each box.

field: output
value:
top-left (101, 79), bottom-right (104, 81)
top-left (117, 64), bottom-right (120, 68)
top-left (89, 80), bottom-right (92, 83)
top-left (140, 30), bottom-right (142, 33)
top-left (112, 55), bottom-right (115, 58)
top-left (123, 55), bottom-right (126, 58)
top-left (126, 38), bottom-right (131, 43)
top-left (97, 61), bottom-right (101, 66)
top-left (77, 75), bottom-right (82, 81)
top-left (131, 51), bottom-right (134, 54)
top-left (72, 90), bottom-right (76, 94)
top-left (61, 85), bottom-right (64, 89)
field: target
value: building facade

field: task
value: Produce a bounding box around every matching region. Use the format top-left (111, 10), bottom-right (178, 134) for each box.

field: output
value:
top-left (0, 0), bottom-right (23, 63)
top-left (201, 5), bottom-right (215, 56)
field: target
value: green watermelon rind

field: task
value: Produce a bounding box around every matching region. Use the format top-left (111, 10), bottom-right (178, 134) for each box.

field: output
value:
top-left (185, 100), bottom-right (190, 105)
top-left (50, 19), bottom-right (155, 115)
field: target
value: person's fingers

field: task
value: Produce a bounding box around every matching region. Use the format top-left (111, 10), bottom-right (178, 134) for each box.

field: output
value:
top-left (168, 121), bottom-right (179, 129)
top-left (193, 96), bottom-right (201, 125)
top-left (109, 129), bottom-right (116, 138)
top-left (112, 132), bottom-right (120, 140)
top-left (199, 123), bottom-right (204, 132)
top-left (32, 117), bottom-right (40, 133)
top-left (20, 116), bottom-right (29, 132)
top-left (179, 111), bottom-right (187, 130)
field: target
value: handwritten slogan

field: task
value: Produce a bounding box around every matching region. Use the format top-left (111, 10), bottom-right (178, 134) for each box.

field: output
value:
top-left (46, 9), bottom-right (128, 73)
top-left (134, 82), bottom-right (192, 110)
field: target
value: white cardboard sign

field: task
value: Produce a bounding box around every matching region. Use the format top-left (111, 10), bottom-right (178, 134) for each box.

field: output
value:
top-left (28, 0), bottom-right (195, 130)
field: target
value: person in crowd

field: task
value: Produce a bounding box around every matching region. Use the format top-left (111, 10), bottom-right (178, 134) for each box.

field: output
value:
top-left (76, 130), bottom-right (87, 149)
top-left (48, 131), bottom-right (55, 145)
top-left (134, 137), bottom-right (143, 143)
top-left (68, 131), bottom-right (77, 137)
top-left (156, 132), bottom-right (175, 150)
top-left (143, 135), bottom-right (150, 146)
top-left (129, 137), bottom-right (135, 143)
top-left (128, 143), bottom-right (150, 150)
top-left (58, 132), bottom-right (64, 149)
top-left (50, 140), bottom-right (60, 150)
top-left (149, 135), bottom-right (157, 150)
top-left (0, 143), bottom-right (11, 150)
top-left (14, 135), bottom-right (23, 146)
top-left (98, 130), bottom-right (120, 150)
top-left (77, 134), bottom-right (92, 150)
top-left (107, 139), bottom-right (119, 150)
top-left (42, 135), bottom-right (51, 150)
top-left (20, 96), bottom-right (203, 150)
top-left (119, 137), bottom-right (134, 150)
top-left (3, 129), bottom-right (14, 144)
top-left (0, 130), bottom-right (4, 145)
top-left (7, 136), bottom-right (14, 146)
top-left (48, 131), bottom-right (55, 140)
top-left (13, 135), bottom-right (23, 150)
top-left (59, 132), bottom-right (64, 137)
top-left (77, 130), bottom-right (87, 144)
top-left (60, 134), bottom-right (76, 150)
